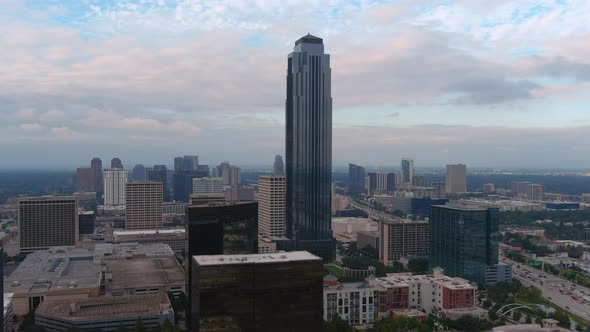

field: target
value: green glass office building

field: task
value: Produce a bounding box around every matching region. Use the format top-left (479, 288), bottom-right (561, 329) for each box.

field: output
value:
top-left (429, 204), bottom-right (500, 285)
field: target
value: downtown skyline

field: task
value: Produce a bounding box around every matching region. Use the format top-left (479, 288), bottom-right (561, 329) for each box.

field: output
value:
top-left (1, 1), bottom-right (590, 168)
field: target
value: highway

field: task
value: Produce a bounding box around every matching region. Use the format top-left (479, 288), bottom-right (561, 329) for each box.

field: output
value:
top-left (347, 198), bottom-right (401, 222)
top-left (502, 255), bottom-right (590, 322)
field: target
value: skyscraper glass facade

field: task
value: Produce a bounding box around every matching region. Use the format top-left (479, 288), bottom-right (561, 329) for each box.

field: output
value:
top-left (429, 205), bottom-right (499, 284)
top-left (285, 34), bottom-right (334, 262)
top-left (348, 163), bottom-right (366, 195)
top-left (191, 252), bottom-right (323, 332)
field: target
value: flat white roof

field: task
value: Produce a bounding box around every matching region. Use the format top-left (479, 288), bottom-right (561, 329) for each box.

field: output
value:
top-left (114, 228), bottom-right (185, 236)
top-left (193, 251), bottom-right (320, 266)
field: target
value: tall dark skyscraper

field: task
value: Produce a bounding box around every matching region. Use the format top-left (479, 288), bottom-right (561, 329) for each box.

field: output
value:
top-left (285, 34), bottom-right (334, 262)
top-left (186, 201), bottom-right (258, 329)
top-left (429, 203), bottom-right (508, 285)
top-left (273, 154), bottom-right (285, 176)
top-left (131, 164), bottom-right (146, 181)
top-left (174, 156), bottom-right (184, 172)
top-left (348, 163), bottom-right (366, 195)
top-left (147, 165), bottom-right (169, 201)
top-left (111, 157), bottom-right (123, 169)
top-left (173, 169), bottom-right (208, 202)
top-left (183, 155), bottom-right (199, 170)
top-left (91, 157), bottom-right (103, 195)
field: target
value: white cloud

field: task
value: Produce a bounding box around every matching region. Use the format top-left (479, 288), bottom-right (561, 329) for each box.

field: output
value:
top-left (9, 108), bottom-right (36, 121)
top-left (18, 123), bottom-right (44, 131)
top-left (50, 126), bottom-right (80, 139)
top-left (39, 110), bottom-right (66, 122)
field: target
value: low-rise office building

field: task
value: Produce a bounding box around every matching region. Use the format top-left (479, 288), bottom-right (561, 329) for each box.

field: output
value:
top-left (4, 243), bottom-right (184, 317)
top-left (112, 228), bottom-right (187, 254)
top-left (35, 293), bottom-right (174, 332)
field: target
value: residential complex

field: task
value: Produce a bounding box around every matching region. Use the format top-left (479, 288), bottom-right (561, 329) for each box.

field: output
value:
top-left (103, 168), bottom-right (128, 206)
top-left (528, 183), bottom-right (545, 201)
top-left (400, 158), bottom-right (414, 189)
top-left (366, 172), bottom-right (389, 194)
top-left (258, 175), bottom-right (286, 237)
top-left (18, 196), bottom-right (79, 252)
top-left (324, 270), bottom-right (487, 326)
top-left (125, 181), bottom-right (163, 229)
top-left (215, 161), bottom-right (241, 186)
top-left (381, 219), bottom-right (429, 265)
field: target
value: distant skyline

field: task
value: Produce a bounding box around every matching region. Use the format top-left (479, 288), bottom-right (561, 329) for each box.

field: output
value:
top-left (1, 1), bottom-right (590, 168)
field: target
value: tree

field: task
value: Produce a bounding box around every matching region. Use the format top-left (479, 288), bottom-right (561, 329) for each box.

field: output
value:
top-left (135, 318), bottom-right (145, 332)
top-left (448, 315), bottom-right (483, 332)
top-left (551, 310), bottom-right (570, 328)
top-left (408, 257), bottom-right (428, 273)
top-left (323, 317), bottom-right (354, 332)
top-left (161, 319), bottom-right (175, 332)
top-left (367, 316), bottom-right (430, 332)
top-left (512, 310), bottom-right (522, 322)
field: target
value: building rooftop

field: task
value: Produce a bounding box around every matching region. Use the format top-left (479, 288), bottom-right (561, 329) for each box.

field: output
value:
top-left (113, 228), bottom-right (185, 237)
top-left (18, 195), bottom-right (76, 202)
top-left (194, 251), bottom-right (321, 266)
top-left (381, 219), bottom-right (429, 225)
top-left (105, 256), bottom-right (184, 291)
top-left (5, 243), bottom-right (176, 294)
top-left (295, 33), bottom-right (323, 45)
top-left (371, 272), bottom-right (474, 290)
top-left (188, 200), bottom-right (255, 208)
top-left (36, 293), bottom-right (173, 321)
top-left (433, 202), bottom-right (490, 211)
top-left (5, 247), bottom-right (102, 294)
top-left (324, 281), bottom-right (378, 292)
top-left (95, 242), bottom-right (174, 258)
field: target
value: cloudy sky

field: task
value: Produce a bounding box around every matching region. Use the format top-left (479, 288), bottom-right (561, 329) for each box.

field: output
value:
top-left (1, 0), bottom-right (589, 169)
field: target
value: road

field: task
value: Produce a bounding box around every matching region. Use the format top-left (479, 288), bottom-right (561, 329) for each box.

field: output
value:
top-left (347, 198), bottom-right (401, 222)
top-left (502, 255), bottom-right (590, 322)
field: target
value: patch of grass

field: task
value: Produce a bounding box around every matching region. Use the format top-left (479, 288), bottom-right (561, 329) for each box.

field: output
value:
top-left (324, 263), bottom-right (344, 278)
